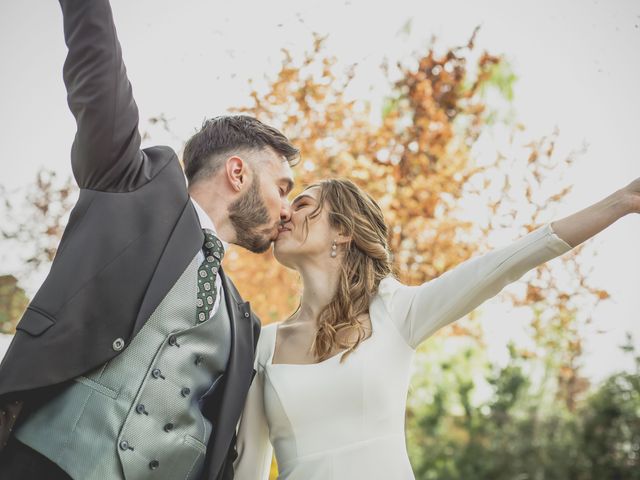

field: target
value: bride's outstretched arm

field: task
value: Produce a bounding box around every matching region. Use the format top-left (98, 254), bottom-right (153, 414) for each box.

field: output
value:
top-left (550, 178), bottom-right (637, 247)
top-left (233, 366), bottom-right (273, 480)
top-left (382, 180), bottom-right (637, 349)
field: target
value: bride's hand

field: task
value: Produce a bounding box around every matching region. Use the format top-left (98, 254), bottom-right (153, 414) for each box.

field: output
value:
top-left (621, 177), bottom-right (640, 214)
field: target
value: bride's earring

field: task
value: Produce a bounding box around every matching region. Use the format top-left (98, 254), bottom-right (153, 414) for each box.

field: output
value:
top-left (330, 240), bottom-right (337, 258)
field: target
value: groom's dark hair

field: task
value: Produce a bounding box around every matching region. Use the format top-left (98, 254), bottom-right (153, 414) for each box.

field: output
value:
top-left (182, 115), bottom-right (299, 185)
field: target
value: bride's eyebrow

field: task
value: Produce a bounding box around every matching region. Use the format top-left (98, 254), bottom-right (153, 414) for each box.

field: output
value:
top-left (292, 194), bottom-right (315, 206)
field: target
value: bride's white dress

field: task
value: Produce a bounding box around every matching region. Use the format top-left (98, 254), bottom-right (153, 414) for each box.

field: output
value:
top-left (233, 223), bottom-right (573, 479)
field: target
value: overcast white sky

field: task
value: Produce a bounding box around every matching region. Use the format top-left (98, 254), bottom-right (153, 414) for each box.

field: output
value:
top-left (0, 0), bottom-right (638, 382)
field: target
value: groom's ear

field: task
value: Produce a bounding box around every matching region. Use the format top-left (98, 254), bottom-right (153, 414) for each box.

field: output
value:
top-left (225, 155), bottom-right (247, 193)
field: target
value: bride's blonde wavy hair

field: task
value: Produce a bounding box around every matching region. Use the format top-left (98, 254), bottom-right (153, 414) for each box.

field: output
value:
top-left (299, 178), bottom-right (393, 363)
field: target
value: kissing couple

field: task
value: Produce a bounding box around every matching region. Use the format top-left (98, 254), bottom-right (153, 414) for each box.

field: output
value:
top-left (0, 1), bottom-right (638, 479)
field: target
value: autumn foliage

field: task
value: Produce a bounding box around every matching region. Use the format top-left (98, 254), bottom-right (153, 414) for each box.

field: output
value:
top-left (225, 30), bottom-right (605, 365)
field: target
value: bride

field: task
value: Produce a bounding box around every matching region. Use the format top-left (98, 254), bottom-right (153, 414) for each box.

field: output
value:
top-left (233, 177), bottom-right (638, 479)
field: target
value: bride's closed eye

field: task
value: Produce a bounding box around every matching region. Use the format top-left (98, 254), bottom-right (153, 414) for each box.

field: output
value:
top-left (293, 198), bottom-right (313, 211)
top-left (292, 193), bottom-right (316, 212)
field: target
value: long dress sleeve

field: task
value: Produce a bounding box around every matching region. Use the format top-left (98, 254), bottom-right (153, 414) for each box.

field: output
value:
top-left (380, 222), bottom-right (573, 349)
top-left (233, 346), bottom-right (273, 479)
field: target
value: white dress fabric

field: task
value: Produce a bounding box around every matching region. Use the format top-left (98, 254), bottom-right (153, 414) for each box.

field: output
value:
top-left (233, 223), bottom-right (573, 479)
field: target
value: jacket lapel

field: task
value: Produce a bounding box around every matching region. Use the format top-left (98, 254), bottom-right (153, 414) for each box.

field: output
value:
top-left (133, 200), bottom-right (203, 335)
top-left (205, 268), bottom-right (256, 478)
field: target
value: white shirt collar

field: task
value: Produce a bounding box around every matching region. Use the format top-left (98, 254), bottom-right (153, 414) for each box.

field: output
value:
top-left (190, 197), bottom-right (230, 253)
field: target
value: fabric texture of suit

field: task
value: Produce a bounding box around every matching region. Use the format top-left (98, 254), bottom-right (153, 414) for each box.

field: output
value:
top-left (0, 1), bottom-right (260, 478)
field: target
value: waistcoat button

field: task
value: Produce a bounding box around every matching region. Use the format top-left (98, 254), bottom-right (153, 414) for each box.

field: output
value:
top-left (151, 368), bottom-right (164, 379)
top-left (112, 338), bottom-right (125, 351)
top-left (244, 312), bottom-right (250, 318)
top-left (164, 423), bottom-right (174, 432)
top-left (135, 404), bottom-right (147, 414)
top-left (181, 387), bottom-right (191, 397)
top-left (168, 335), bottom-right (179, 347)
top-left (194, 355), bottom-right (203, 366)
top-left (119, 440), bottom-right (129, 451)
top-left (149, 459), bottom-right (159, 470)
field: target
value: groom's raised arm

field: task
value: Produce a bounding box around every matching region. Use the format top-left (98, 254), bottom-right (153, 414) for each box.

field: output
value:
top-left (59, 0), bottom-right (144, 191)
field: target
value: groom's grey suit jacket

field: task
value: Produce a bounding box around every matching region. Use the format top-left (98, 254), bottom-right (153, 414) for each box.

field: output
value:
top-left (0, 1), bottom-right (260, 478)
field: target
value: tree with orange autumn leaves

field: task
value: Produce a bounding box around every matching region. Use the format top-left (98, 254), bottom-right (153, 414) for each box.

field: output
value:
top-left (224, 30), bottom-right (606, 409)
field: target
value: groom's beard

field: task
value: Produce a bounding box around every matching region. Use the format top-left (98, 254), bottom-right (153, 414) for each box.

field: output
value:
top-left (228, 175), bottom-right (273, 253)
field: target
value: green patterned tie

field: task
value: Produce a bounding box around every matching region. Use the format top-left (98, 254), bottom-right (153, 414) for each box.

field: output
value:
top-left (196, 229), bottom-right (225, 323)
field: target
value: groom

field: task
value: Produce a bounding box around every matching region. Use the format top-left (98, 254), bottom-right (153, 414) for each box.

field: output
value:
top-left (0, 1), bottom-right (297, 479)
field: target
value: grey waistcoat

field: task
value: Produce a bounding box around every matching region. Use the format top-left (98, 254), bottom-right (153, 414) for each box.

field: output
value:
top-left (15, 255), bottom-right (231, 480)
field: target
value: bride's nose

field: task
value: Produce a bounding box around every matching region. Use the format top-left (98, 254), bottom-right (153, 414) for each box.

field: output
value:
top-left (280, 199), bottom-right (292, 223)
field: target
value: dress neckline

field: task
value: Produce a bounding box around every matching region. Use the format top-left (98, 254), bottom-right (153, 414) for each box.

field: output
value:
top-left (267, 321), bottom-right (376, 368)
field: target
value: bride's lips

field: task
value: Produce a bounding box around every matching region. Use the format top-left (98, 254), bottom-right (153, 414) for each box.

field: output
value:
top-left (277, 226), bottom-right (292, 239)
